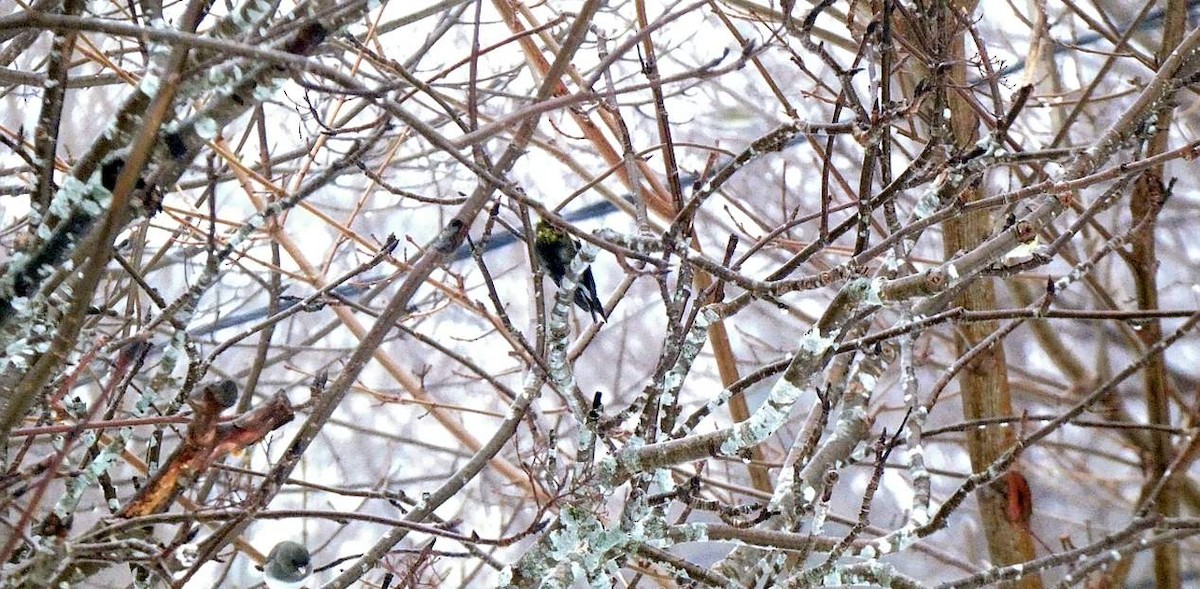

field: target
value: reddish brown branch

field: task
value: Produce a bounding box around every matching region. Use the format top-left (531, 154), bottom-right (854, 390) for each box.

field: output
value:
top-left (119, 383), bottom-right (293, 518)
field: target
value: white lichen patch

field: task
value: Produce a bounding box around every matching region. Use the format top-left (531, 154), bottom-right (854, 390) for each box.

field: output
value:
top-left (910, 506), bottom-right (930, 526)
top-left (864, 277), bottom-right (884, 305)
top-left (194, 116), bottom-right (219, 140)
top-left (139, 73), bottom-right (161, 97)
top-left (797, 326), bottom-right (836, 355)
top-left (913, 189), bottom-right (940, 218)
top-left (674, 522), bottom-right (708, 542)
top-left (1004, 237), bottom-right (1040, 260)
top-left (252, 78), bottom-right (286, 102)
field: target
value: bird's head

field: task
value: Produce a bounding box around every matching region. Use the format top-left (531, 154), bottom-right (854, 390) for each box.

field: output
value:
top-left (536, 220), bottom-right (567, 244)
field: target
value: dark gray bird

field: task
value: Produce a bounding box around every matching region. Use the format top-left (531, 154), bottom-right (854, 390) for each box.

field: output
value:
top-left (263, 541), bottom-right (312, 589)
top-left (534, 220), bottom-right (606, 322)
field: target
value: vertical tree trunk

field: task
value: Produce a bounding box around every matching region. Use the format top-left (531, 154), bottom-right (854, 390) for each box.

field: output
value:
top-left (1129, 3), bottom-right (1186, 586)
top-left (892, 1), bottom-right (1043, 584)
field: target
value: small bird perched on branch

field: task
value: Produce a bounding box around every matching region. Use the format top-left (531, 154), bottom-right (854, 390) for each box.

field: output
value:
top-left (263, 541), bottom-right (312, 589)
top-left (534, 220), bottom-right (607, 322)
